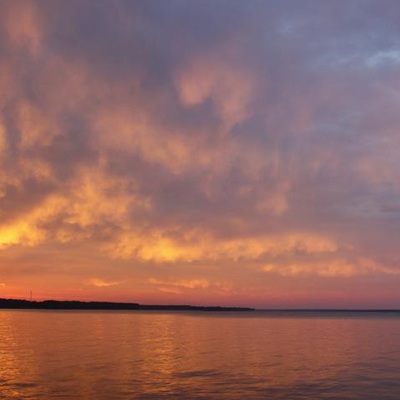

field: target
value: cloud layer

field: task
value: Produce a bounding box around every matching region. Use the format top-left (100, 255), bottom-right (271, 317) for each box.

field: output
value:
top-left (1, 0), bottom-right (400, 307)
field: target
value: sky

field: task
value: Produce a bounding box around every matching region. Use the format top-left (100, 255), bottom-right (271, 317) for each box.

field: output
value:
top-left (1, 0), bottom-right (400, 308)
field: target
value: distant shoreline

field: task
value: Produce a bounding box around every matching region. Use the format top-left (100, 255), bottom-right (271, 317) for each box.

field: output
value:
top-left (1, 298), bottom-right (400, 313)
top-left (0, 298), bottom-right (254, 312)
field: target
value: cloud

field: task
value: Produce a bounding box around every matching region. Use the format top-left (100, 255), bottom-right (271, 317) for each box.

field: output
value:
top-left (262, 258), bottom-right (396, 278)
top-left (1, 1), bottom-right (400, 305)
top-left (148, 277), bottom-right (233, 297)
top-left (89, 278), bottom-right (123, 288)
top-left (105, 229), bottom-right (337, 264)
top-left (149, 278), bottom-right (210, 290)
top-left (175, 54), bottom-right (257, 130)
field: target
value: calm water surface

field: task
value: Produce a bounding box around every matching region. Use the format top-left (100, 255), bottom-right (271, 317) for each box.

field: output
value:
top-left (1, 310), bottom-right (400, 399)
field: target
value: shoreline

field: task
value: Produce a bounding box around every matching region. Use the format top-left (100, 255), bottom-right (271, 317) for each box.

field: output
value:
top-left (1, 298), bottom-right (400, 313)
top-left (0, 298), bottom-right (254, 312)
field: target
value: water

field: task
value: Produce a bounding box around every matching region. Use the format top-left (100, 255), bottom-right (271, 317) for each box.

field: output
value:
top-left (1, 310), bottom-right (400, 399)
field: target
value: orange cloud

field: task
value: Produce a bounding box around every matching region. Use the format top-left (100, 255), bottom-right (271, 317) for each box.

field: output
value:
top-left (175, 55), bottom-right (257, 130)
top-left (106, 229), bottom-right (337, 263)
top-left (149, 278), bottom-right (210, 290)
top-left (3, 1), bottom-right (44, 55)
top-left (89, 278), bottom-right (124, 288)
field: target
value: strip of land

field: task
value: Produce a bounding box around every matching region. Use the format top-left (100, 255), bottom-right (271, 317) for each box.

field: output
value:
top-left (1, 299), bottom-right (399, 313)
top-left (0, 298), bottom-right (254, 312)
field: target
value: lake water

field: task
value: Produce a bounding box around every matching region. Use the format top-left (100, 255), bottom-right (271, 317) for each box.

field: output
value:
top-left (1, 310), bottom-right (400, 399)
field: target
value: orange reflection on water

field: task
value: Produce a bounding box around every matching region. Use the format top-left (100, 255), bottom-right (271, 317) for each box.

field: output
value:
top-left (1, 311), bottom-right (400, 398)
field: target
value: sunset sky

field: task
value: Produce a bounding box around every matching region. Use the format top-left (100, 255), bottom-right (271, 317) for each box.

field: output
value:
top-left (1, 0), bottom-right (400, 308)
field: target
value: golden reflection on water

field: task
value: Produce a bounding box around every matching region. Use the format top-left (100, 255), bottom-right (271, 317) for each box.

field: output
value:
top-left (1, 311), bottom-right (400, 398)
top-left (0, 312), bottom-right (20, 398)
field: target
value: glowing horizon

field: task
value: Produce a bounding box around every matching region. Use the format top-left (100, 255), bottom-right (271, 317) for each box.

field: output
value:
top-left (1, 1), bottom-right (400, 308)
